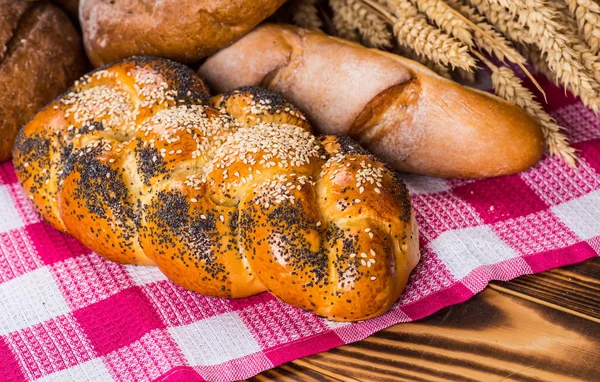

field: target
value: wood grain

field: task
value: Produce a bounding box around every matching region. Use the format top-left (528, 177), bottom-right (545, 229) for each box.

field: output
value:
top-left (250, 257), bottom-right (600, 381)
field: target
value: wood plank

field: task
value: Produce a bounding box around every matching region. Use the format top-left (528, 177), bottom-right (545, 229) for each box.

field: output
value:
top-left (252, 279), bottom-right (600, 381)
top-left (251, 362), bottom-right (341, 382)
top-left (495, 258), bottom-right (600, 319)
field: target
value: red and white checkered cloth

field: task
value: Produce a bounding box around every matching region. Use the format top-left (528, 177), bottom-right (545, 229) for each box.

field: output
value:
top-left (1, 77), bottom-right (599, 382)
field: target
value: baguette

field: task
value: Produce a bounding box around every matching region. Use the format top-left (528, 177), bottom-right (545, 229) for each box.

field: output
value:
top-left (13, 57), bottom-right (419, 321)
top-left (199, 24), bottom-right (545, 179)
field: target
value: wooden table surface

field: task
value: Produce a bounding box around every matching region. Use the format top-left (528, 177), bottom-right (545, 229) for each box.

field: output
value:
top-left (250, 257), bottom-right (600, 381)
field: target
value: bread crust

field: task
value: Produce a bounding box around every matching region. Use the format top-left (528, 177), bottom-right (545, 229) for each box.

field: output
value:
top-left (0, 1), bottom-right (87, 162)
top-left (199, 24), bottom-right (545, 179)
top-left (80, 0), bottom-right (286, 67)
top-left (13, 57), bottom-right (419, 321)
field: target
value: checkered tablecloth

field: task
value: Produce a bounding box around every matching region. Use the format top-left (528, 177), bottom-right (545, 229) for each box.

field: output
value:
top-left (0, 76), bottom-right (599, 381)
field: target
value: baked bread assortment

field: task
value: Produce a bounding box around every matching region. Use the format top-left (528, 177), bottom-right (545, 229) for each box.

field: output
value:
top-left (79, 0), bottom-right (286, 67)
top-left (0, 0), bottom-right (87, 162)
top-left (13, 57), bottom-right (420, 321)
top-left (199, 24), bottom-right (545, 179)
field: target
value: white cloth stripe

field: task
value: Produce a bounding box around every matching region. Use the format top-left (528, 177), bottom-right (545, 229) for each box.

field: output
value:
top-left (0, 268), bottom-right (69, 335)
top-left (552, 190), bottom-right (600, 240)
top-left (0, 185), bottom-right (24, 232)
top-left (169, 312), bottom-right (261, 366)
top-left (429, 225), bottom-right (519, 279)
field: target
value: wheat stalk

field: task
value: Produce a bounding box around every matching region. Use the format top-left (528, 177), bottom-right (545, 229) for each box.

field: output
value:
top-left (331, 0), bottom-right (393, 47)
top-left (446, 0), bottom-right (526, 64)
top-left (513, 1), bottom-right (597, 99)
top-left (291, 0), bottom-right (323, 30)
top-left (331, 0), bottom-right (363, 41)
top-left (524, 43), bottom-right (599, 113)
top-left (397, 45), bottom-right (454, 78)
top-left (411, 0), bottom-right (474, 45)
top-left (481, 56), bottom-right (578, 166)
top-left (375, 0), bottom-right (477, 70)
top-left (464, 0), bottom-right (533, 43)
top-left (551, 1), bottom-right (600, 110)
top-left (565, 0), bottom-right (600, 54)
top-left (487, 0), bottom-right (526, 7)
top-left (442, 0), bottom-right (545, 96)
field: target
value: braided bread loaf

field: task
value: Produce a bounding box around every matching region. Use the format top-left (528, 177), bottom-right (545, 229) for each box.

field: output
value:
top-left (13, 57), bottom-right (419, 321)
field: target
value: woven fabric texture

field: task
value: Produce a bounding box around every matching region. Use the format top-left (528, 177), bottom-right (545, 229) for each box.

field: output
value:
top-left (0, 78), bottom-right (598, 381)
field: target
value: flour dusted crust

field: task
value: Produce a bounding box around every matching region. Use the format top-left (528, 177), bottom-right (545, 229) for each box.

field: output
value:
top-left (199, 24), bottom-right (545, 179)
top-left (13, 57), bottom-right (419, 321)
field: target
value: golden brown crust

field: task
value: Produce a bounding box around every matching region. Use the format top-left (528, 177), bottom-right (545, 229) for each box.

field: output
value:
top-left (13, 57), bottom-right (419, 322)
top-left (0, 0), bottom-right (87, 162)
top-left (79, 0), bottom-right (286, 67)
top-left (199, 24), bottom-right (545, 179)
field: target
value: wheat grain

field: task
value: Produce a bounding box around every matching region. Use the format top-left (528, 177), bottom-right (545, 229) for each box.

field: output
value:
top-left (550, 3), bottom-right (600, 108)
top-left (447, 0), bottom-right (526, 64)
top-left (331, 0), bottom-right (363, 41)
top-left (517, 1), bottom-right (597, 98)
top-left (385, 0), bottom-right (476, 70)
top-left (524, 45), bottom-right (599, 115)
top-left (521, 45), bottom-right (557, 84)
top-left (471, 0), bottom-right (597, 98)
top-left (488, 64), bottom-right (577, 166)
top-left (332, 0), bottom-right (393, 47)
top-left (565, 0), bottom-right (600, 54)
top-left (350, 0), bottom-right (394, 47)
top-left (396, 45), bottom-right (454, 78)
top-left (411, 0), bottom-right (474, 45)
top-left (466, 0), bottom-right (532, 44)
top-left (291, 0), bottom-right (323, 30)
top-left (487, 0), bottom-right (525, 8)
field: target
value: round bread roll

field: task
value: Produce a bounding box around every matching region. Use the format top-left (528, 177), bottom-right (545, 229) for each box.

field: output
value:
top-left (79, 0), bottom-right (286, 67)
top-left (0, 0), bottom-right (87, 162)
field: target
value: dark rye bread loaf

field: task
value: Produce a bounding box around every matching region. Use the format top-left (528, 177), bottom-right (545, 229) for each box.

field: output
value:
top-left (0, 0), bottom-right (87, 162)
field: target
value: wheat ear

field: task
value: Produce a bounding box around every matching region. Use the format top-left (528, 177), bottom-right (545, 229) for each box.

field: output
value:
top-left (465, 0), bottom-right (533, 44)
top-left (396, 45), bottom-right (454, 78)
top-left (410, 0), bottom-right (474, 45)
top-left (515, 1), bottom-right (597, 99)
top-left (565, 0), bottom-right (600, 54)
top-left (331, 0), bottom-right (393, 47)
top-left (375, 0), bottom-right (476, 70)
top-left (446, 0), bottom-right (526, 64)
top-left (487, 0), bottom-right (526, 7)
top-left (291, 0), bottom-right (323, 30)
top-left (331, 0), bottom-right (363, 41)
top-left (479, 54), bottom-right (578, 166)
